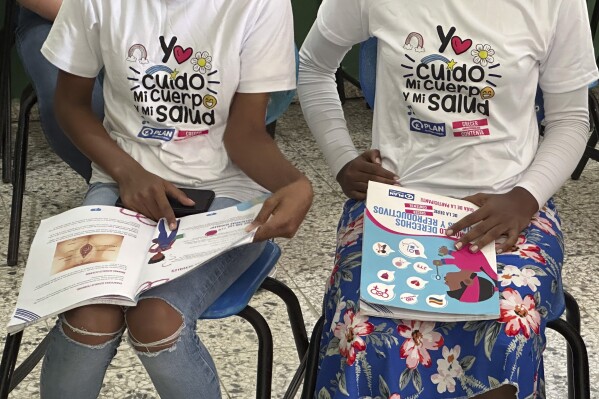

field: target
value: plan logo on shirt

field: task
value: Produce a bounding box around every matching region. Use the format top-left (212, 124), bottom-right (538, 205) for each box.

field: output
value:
top-left (388, 189), bottom-right (415, 201)
top-left (137, 126), bottom-right (176, 141)
top-left (409, 117), bottom-right (446, 137)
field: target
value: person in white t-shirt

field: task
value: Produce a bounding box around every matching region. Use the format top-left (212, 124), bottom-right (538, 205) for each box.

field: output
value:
top-left (298, 0), bottom-right (597, 398)
top-left (38, 0), bottom-right (312, 398)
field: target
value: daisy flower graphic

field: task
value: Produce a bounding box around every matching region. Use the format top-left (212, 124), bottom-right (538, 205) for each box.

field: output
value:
top-left (191, 51), bottom-right (213, 74)
top-left (471, 44), bottom-right (495, 67)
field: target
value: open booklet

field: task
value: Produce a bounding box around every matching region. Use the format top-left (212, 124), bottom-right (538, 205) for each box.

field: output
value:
top-left (360, 182), bottom-right (499, 321)
top-left (7, 196), bottom-right (266, 333)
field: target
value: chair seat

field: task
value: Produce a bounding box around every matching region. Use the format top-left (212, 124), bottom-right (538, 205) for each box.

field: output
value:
top-left (201, 240), bottom-right (281, 319)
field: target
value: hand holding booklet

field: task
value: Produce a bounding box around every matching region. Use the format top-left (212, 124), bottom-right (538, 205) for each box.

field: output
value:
top-left (360, 182), bottom-right (499, 321)
top-left (7, 196), bottom-right (266, 333)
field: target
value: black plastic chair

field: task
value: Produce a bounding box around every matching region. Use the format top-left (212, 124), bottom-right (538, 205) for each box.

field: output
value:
top-left (284, 289), bottom-right (589, 399)
top-left (0, 0), bottom-right (17, 184)
top-left (1, 0), bottom-right (39, 266)
top-left (0, 241), bottom-right (309, 399)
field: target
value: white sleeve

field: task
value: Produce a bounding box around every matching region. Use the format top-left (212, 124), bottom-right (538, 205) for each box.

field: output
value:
top-left (516, 87), bottom-right (590, 208)
top-left (237, 0), bottom-right (295, 93)
top-left (297, 25), bottom-right (360, 178)
top-left (539, 0), bottom-right (599, 93)
top-left (40, 0), bottom-right (102, 78)
top-left (316, 0), bottom-right (371, 46)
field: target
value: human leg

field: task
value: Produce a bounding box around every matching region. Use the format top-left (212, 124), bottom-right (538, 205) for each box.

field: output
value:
top-left (15, 7), bottom-right (104, 182)
top-left (40, 305), bottom-right (125, 399)
top-left (39, 184), bottom-right (127, 398)
top-left (125, 197), bottom-right (266, 398)
top-left (314, 199), bottom-right (563, 399)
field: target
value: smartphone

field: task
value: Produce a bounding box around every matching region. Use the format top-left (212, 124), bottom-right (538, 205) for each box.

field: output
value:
top-left (115, 188), bottom-right (215, 217)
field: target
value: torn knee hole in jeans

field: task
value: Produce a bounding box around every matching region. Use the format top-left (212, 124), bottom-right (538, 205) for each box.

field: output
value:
top-left (59, 316), bottom-right (124, 347)
top-left (128, 322), bottom-right (185, 356)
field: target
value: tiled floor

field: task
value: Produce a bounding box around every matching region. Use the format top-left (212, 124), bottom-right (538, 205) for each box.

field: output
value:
top-left (0, 92), bottom-right (597, 398)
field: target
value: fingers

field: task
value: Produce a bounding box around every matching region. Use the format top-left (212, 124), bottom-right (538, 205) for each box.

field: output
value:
top-left (165, 185), bottom-right (195, 206)
top-left (338, 150), bottom-right (400, 200)
top-left (247, 197), bottom-right (277, 235)
top-left (495, 229), bottom-right (520, 254)
top-left (446, 208), bottom-right (486, 238)
top-left (365, 149), bottom-right (382, 164)
top-left (358, 161), bottom-right (398, 182)
top-left (154, 195), bottom-right (178, 230)
top-left (251, 178), bottom-right (313, 241)
top-left (122, 184), bottom-right (178, 228)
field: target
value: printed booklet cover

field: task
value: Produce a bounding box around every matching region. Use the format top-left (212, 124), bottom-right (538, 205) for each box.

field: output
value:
top-left (360, 182), bottom-right (499, 321)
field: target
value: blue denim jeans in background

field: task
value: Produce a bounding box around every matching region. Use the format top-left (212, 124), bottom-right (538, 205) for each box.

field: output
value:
top-left (40, 183), bottom-right (265, 399)
top-left (15, 7), bottom-right (104, 182)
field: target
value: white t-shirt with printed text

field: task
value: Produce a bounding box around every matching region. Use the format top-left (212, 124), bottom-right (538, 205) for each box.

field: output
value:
top-left (42, 0), bottom-right (296, 201)
top-left (317, 0), bottom-right (598, 198)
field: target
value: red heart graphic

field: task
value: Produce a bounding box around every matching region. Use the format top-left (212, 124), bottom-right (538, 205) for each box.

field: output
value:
top-left (173, 46), bottom-right (193, 64)
top-left (451, 36), bottom-right (472, 55)
top-left (381, 272), bottom-right (389, 279)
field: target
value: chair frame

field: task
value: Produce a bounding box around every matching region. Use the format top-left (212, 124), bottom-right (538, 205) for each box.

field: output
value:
top-left (0, 0), bottom-right (17, 184)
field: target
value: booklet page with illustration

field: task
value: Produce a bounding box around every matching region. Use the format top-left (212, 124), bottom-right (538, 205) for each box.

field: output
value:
top-left (7, 197), bottom-right (265, 333)
top-left (360, 182), bottom-right (499, 321)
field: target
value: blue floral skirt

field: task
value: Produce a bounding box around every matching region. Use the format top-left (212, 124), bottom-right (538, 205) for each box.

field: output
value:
top-left (314, 199), bottom-right (565, 399)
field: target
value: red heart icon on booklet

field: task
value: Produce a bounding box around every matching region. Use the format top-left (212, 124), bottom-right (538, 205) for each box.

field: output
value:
top-left (381, 272), bottom-right (389, 280)
top-left (451, 36), bottom-right (472, 55)
top-left (174, 46), bottom-right (193, 64)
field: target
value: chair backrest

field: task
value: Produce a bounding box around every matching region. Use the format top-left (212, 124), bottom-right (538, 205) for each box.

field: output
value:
top-left (590, 0), bottom-right (599, 65)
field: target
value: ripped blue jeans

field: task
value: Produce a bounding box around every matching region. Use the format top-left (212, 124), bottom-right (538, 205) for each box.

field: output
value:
top-left (40, 183), bottom-right (265, 399)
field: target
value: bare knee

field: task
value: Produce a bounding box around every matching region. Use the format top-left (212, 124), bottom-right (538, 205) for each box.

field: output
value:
top-left (126, 298), bottom-right (184, 353)
top-left (474, 385), bottom-right (517, 399)
top-left (62, 304), bottom-right (124, 346)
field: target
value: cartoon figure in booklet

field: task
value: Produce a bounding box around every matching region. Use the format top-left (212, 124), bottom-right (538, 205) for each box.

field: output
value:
top-left (433, 245), bottom-right (498, 303)
top-left (148, 219), bottom-right (182, 264)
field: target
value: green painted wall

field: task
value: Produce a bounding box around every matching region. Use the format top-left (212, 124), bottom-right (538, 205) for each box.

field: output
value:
top-left (292, 0), bottom-right (360, 82)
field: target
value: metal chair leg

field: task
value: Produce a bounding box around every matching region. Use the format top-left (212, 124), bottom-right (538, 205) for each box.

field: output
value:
top-left (0, 332), bottom-right (23, 399)
top-left (282, 350), bottom-right (308, 399)
top-left (0, 82), bottom-right (11, 184)
top-left (0, 0), bottom-right (17, 184)
top-left (238, 306), bottom-right (274, 399)
top-left (562, 291), bottom-right (582, 399)
top-left (547, 317), bottom-right (590, 399)
top-left (7, 85), bottom-right (36, 266)
top-left (300, 316), bottom-right (324, 399)
top-left (0, 58), bottom-right (12, 184)
top-left (260, 277), bottom-right (309, 360)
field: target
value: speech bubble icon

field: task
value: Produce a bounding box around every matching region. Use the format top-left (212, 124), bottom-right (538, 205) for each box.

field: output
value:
top-left (377, 270), bottom-right (395, 282)
top-left (373, 242), bottom-right (395, 256)
top-left (413, 262), bottom-right (432, 274)
top-left (400, 293), bottom-right (419, 305)
top-left (367, 283), bottom-right (395, 301)
top-left (392, 257), bottom-right (411, 269)
top-left (399, 238), bottom-right (427, 258)
top-left (426, 294), bottom-right (448, 309)
top-left (406, 276), bottom-right (429, 290)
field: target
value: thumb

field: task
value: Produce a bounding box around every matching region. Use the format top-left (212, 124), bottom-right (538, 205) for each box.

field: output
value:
top-left (246, 198), bottom-right (277, 232)
top-left (366, 149), bottom-right (382, 164)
